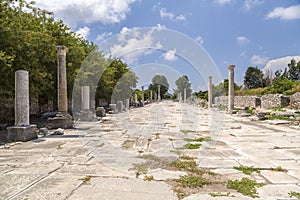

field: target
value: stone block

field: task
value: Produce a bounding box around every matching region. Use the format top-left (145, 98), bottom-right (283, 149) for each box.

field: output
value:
top-left (7, 125), bottom-right (37, 142)
top-left (46, 113), bottom-right (73, 129)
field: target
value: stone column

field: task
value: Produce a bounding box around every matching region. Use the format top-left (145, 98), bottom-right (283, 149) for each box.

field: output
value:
top-left (228, 65), bottom-right (235, 112)
top-left (81, 86), bottom-right (90, 111)
top-left (157, 85), bottom-right (161, 101)
top-left (134, 93), bottom-right (138, 104)
top-left (208, 76), bottom-right (213, 109)
top-left (125, 98), bottom-right (130, 110)
top-left (56, 45), bottom-right (68, 113)
top-left (15, 70), bottom-right (30, 126)
top-left (150, 90), bottom-right (153, 103)
top-left (183, 88), bottom-right (187, 103)
top-left (7, 70), bottom-right (37, 142)
top-left (179, 92), bottom-right (182, 103)
top-left (141, 86), bottom-right (144, 106)
top-left (46, 46), bottom-right (73, 128)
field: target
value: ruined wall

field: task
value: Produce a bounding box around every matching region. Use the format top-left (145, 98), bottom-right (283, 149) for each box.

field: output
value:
top-left (290, 92), bottom-right (300, 109)
top-left (214, 95), bottom-right (260, 108)
top-left (261, 94), bottom-right (290, 109)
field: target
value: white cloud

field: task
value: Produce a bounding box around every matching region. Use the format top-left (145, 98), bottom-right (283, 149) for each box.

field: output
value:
top-left (163, 49), bottom-right (177, 62)
top-left (266, 5), bottom-right (300, 20)
top-left (159, 8), bottom-right (186, 21)
top-left (250, 54), bottom-right (269, 65)
top-left (96, 32), bottom-right (113, 41)
top-left (262, 55), bottom-right (300, 75)
top-left (243, 0), bottom-right (264, 11)
top-left (109, 27), bottom-right (163, 64)
top-left (156, 24), bottom-right (167, 30)
top-left (33, 0), bottom-right (137, 27)
top-left (195, 36), bottom-right (204, 45)
top-left (236, 36), bottom-right (250, 45)
top-left (214, 0), bottom-right (232, 5)
top-left (75, 26), bottom-right (90, 39)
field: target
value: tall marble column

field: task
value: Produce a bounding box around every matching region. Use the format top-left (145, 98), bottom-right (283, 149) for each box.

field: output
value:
top-left (183, 88), bottom-right (187, 103)
top-left (208, 76), bottom-right (213, 109)
top-left (228, 65), bottom-right (235, 112)
top-left (81, 86), bottom-right (90, 111)
top-left (141, 86), bottom-right (144, 106)
top-left (7, 70), bottom-right (37, 142)
top-left (157, 85), bottom-right (161, 101)
top-left (150, 90), bottom-right (153, 103)
top-left (56, 46), bottom-right (68, 113)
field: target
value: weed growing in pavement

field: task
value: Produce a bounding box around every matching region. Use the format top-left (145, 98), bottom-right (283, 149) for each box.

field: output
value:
top-left (227, 178), bottom-right (264, 198)
top-left (233, 166), bottom-right (261, 175)
top-left (79, 176), bottom-right (91, 184)
top-left (209, 192), bottom-right (234, 197)
top-left (289, 191), bottom-right (300, 199)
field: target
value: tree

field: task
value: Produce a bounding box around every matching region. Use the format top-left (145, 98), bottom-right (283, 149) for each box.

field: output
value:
top-left (174, 75), bottom-right (192, 98)
top-left (213, 79), bottom-right (241, 96)
top-left (95, 58), bottom-right (138, 105)
top-left (0, 0), bottom-right (95, 110)
top-left (148, 75), bottom-right (169, 98)
top-left (244, 66), bottom-right (265, 89)
top-left (194, 90), bottom-right (208, 100)
top-left (287, 59), bottom-right (300, 81)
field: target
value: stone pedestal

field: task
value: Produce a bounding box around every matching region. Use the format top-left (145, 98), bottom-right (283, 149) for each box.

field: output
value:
top-left (208, 76), bottom-right (213, 109)
top-left (125, 99), bottom-right (130, 110)
top-left (46, 113), bottom-right (73, 129)
top-left (117, 101), bottom-right (123, 112)
top-left (110, 104), bottom-right (118, 114)
top-left (81, 86), bottom-right (90, 111)
top-left (7, 70), bottom-right (37, 142)
top-left (7, 125), bottom-right (37, 142)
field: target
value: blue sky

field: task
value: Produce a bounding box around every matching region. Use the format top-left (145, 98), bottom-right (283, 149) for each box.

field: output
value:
top-left (34, 0), bottom-right (300, 91)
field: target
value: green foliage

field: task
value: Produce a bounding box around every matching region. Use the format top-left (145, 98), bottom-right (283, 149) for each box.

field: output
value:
top-left (0, 0), bottom-right (94, 108)
top-left (174, 75), bottom-right (192, 99)
top-left (176, 175), bottom-right (208, 188)
top-left (148, 74), bottom-right (169, 98)
top-left (227, 178), bottom-right (264, 198)
top-left (244, 66), bottom-right (265, 89)
top-left (209, 192), bottom-right (233, 197)
top-left (183, 137), bottom-right (211, 142)
top-left (213, 79), bottom-right (241, 97)
top-left (289, 191), bottom-right (300, 199)
top-left (181, 143), bottom-right (202, 149)
top-left (269, 166), bottom-right (288, 172)
top-left (270, 78), bottom-right (294, 94)
top-left (194, 90), bottom-right (208, 100)
top-left (233, 166), bottom-right (260, 175)
top-left (287, 59), bottom-right (300, 81)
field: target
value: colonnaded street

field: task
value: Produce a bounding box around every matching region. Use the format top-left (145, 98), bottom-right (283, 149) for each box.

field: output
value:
top-left (1, 101), bottom-right (300, 200)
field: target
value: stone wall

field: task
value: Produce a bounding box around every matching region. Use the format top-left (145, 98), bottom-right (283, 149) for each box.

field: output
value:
top-left (261, 94), bottom-right (290, 109)
top-left (290, 92), bottom-right (300, 109)
top-left (214, 95), bottom-right (260, 108)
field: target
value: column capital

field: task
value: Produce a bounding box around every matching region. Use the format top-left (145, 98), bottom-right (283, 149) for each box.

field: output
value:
top-left (228, 65), bottom-right (236, 71)
top-left (55, 46), bottom-right (68, 55)
top-left (208, 76), bottom-right (212, 80)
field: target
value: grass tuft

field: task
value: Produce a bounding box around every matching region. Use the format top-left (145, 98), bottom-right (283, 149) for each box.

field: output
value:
top-left (227, 178), bottom-right (264, 198)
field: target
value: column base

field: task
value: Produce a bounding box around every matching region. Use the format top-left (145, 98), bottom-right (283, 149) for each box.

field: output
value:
top-left (46, 112), bottom-right (74, 129)
top-left (7, 125), bottom-right (37, 142)
top-left (80, 111), bottom-right (95, 121)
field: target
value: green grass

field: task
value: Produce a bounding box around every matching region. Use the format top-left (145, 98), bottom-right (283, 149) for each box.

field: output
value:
top-left (227, 178), bottom-right (264, 198)
top-left (176, 174), bottom-right (208, 188)
top-left (233, 166), bottom-right (261, 175)
top-left (289, 191), bottom-right (300, 199)
top-left (180, 143), bottom-right (202, 150)
top-left (130, 162), bottom-right (149, 177)
top-left (180, 130), bottom-right (196, 134)
top-left (143, 175), bottom-right (154, 182)
top-left (79, 176), bottom-right (91, 184)
top-left (269, 166), bottom-right (288, 172)
top-left (56, 145), bottom-right (63, 150)
top-left (183, 137), bottom-right (212, 142)
top-left (209, 192), bottom-right (233, 197)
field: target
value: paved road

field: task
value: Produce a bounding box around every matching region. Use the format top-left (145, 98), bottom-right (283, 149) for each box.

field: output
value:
top-left (0, 101), bottom-right (299, 199)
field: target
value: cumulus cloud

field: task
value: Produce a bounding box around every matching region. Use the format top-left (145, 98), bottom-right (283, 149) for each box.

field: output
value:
top-left (33, 0), bottom-right (137, 27)
top-left (163, 49), bottom-right (177, 62)
top-left (75, 26), bottom-right (90, 39)
top-left (243, 0), bottom-right (264, 11)
top-left (236, 36), bottom-right (250, 45)
top-left (195, 36), bottom-right (204, 45)
top-left (155, 7), bottom-right (187, 22)
top-left (214, 0), bottom-right (232, 5)
top-left (266, 5), bottom-right (300, 20)
top-left (96, 32), bottom-right (113, 41)
top-left (109, 26), bottom-right (163, 64)
top-left (262, 55), bottom-right (300, 75)
top-left (250, 54), bottom-right (269, 65)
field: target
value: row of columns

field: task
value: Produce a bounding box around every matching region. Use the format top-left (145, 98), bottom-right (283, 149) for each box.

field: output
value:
top-left (207, 65), bottom-right (235, 112)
